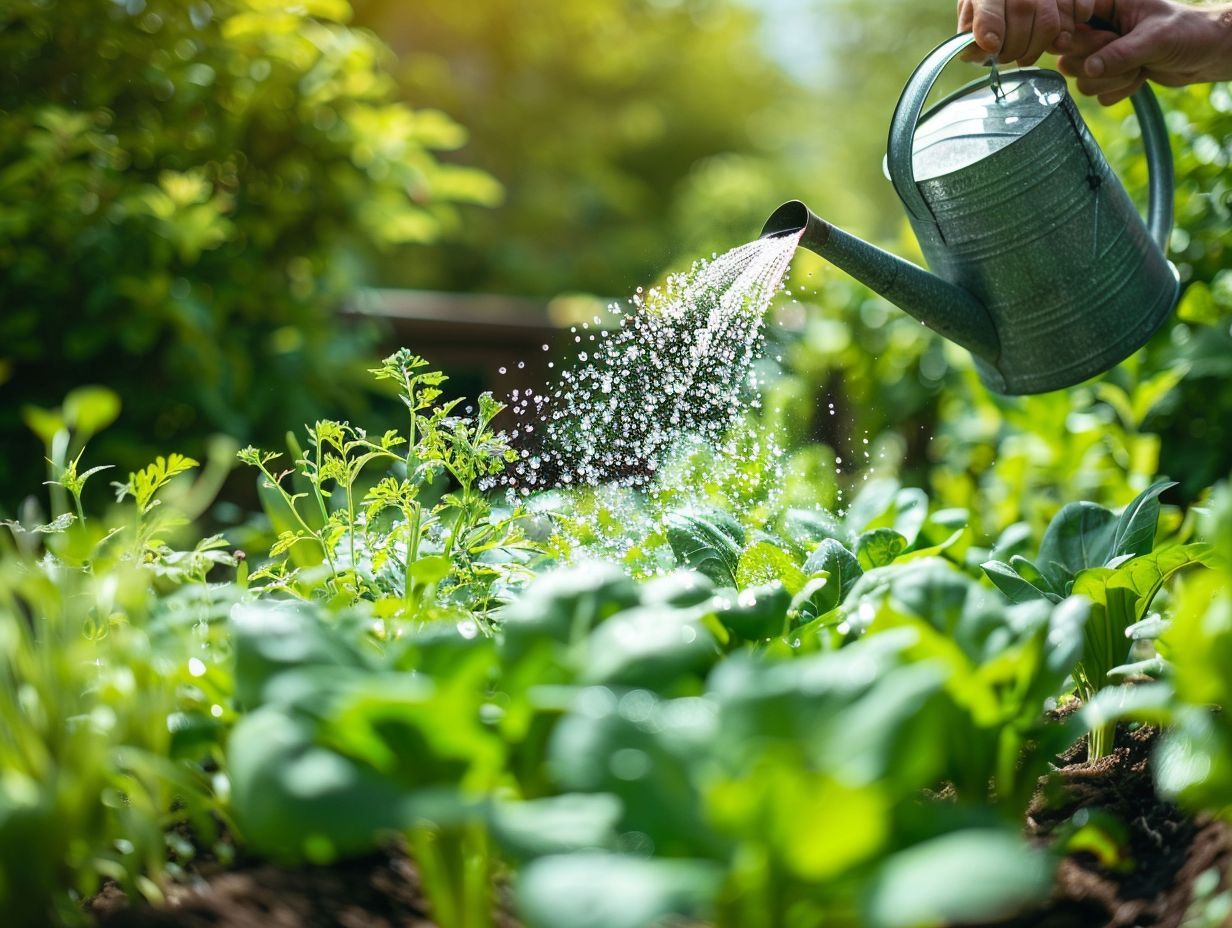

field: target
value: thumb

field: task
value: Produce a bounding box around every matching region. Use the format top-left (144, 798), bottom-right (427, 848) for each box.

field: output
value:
top-left (1085, 28), bottom-right (1154, 77)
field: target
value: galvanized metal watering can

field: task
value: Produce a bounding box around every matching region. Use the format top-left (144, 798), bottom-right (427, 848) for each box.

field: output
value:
top-left (762, 32), bottom-right (1178, 395)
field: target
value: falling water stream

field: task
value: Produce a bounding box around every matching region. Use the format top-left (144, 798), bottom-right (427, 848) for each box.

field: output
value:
top-left (498, 232), bottom-right (801, 497)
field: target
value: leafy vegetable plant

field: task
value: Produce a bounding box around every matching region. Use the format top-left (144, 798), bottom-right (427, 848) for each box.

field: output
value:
top-left (981, 480), bottom-right (1211, 758)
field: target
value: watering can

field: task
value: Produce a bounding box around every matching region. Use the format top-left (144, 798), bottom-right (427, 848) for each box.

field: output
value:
top-left (761, 32), bottom-right (1178, 395)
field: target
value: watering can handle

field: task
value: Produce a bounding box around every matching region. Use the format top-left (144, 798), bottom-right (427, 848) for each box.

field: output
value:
top-left (886, 32), bottom-right (1174, 252)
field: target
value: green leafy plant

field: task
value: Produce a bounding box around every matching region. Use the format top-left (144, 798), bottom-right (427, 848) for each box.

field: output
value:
top-left (981, 480), bottom-right (1211, 759)
top-left (0, 0), bottom-right (500, 495)
top-left (239, 351), bottom-right (538, 623)
top-left (0, 411), bottom-right (234, 924)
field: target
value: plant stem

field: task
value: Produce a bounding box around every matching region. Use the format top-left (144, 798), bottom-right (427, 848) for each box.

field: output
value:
top-left (409, 827), bottom-right (460, 928)
top-left (409, 824), bottom-right (491, 928)
top-left (1088, 720), bottom-right (1116, 762)
top-left (259, 460), bottom-right (336, 576)
top-left (404, 502), bottom-right (423, 603)
top-left (345, 474), bottom-right (357, 594)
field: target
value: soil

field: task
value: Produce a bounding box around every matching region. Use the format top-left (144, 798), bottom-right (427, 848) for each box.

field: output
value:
top-left (979, 723), bottom-right (1232, 928)
top-left (90, 843), bottom-right (519, 928)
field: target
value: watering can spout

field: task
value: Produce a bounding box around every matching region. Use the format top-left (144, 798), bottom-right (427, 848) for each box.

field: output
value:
top-left (761, 201), bottom-right (1001, 369)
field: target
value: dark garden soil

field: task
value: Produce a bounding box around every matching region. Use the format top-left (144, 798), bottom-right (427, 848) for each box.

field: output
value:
top-left (90, 842), bottom-right (520, 928)
top-left (981, 723), bottom-right (1232, 928)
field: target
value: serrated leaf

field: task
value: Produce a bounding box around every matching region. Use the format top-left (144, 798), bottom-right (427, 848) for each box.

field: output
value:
top-left (1, 512), bottom-right (77, 535)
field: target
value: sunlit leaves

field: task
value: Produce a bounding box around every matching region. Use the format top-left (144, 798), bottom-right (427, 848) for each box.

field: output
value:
top-left (114, 453), bottom-right (199, 514)
top-left (237, 352), bottom-right (535, 613)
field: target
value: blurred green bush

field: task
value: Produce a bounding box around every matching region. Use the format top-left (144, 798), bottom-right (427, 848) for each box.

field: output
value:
top-left (352, 0), bottom-right (804, 297)
top-left (0, 0), bottom-right (499, 497)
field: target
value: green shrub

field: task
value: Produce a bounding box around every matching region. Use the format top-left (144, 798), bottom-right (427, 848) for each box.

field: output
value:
top-left (0, 0), bottom-right (499, 497)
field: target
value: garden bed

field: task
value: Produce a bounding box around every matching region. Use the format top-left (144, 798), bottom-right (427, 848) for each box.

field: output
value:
top-left (91, 724), bottom-right (1232, 928)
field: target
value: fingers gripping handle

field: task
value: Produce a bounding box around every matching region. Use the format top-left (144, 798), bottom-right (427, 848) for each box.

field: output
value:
top-left (886, 32), bottom-right (1175, 252)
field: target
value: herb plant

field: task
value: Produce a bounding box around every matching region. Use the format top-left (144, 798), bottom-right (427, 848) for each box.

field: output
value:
top-left (239, 351), bottom-right (540, 625)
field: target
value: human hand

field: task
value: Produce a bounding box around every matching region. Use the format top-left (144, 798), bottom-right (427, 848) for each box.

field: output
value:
top-left (957, 0), bottom-right (1095, 64)
top-left (1057, 0), bottom-right (1232, 104)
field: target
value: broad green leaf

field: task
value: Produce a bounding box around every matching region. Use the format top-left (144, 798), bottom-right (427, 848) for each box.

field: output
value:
top-left (844, 478), bottom-right (900, 533)
top-left (639, 571), bottom-right (715, 608)
top-left (1175, 280), bottom-right (1221, 326)
top-left (1107, 543), bottom-right (1213, 618)
top-left (715, 582), bottom-right (792, 641)
top-left (780, 507), bottom-right (851, 549)
top-left (1107, 656), bottom-right (1168, 682)
top-left (1009, 555), bottom-right (1056, 595)
top-left (516, 853), bottom-right (719, 928)
top-left (898, 526), bottom-right (965, 562)
top-left (1070, 567), bottom-right (1138, 697)
top-left (230, 602), bottom-right (373, 709)
top-left (1080, 683), bottom-right (1175, 729)
top-left (581, 607), bottom-right (718, 688)
top-left (21, 405), bottom-right (65, 446)
top-left (712, 768), bottom-right (891, 881)
top-left (1061, 810), bottom-right (1132, 871)
top-left (500, 564), bottom-right (639, 667)
top-left (857, 529), bottom-right (908, 570)
top-left (1043, 597), bottom-right (1090, 684)
top-left (789, 574), bottom-right (835, 621)
top-left (981, 559), bottom-right (1050, 604)
top-left (1109, 480), bottom-right (1177, 561)
top-left (1155, 707), bottom-right (1232, 811)
top-left (548, 690), bottom-right (718, 854)
top-left (868, 830), bottom-right (1054, 928)
top-left (1130, 367), bottom-right (1189, 425)
top-left (1037, 501), bottom-right (1118, 592)
top-left (490, 794), bottom-right (622, 859)
top-left (665, 509), bottom-right (743, 589)
top-left (408, 554), bottom-right (451, 585)
top-left (1125, 614), bottom-right (1170, 640)
top-left (990, 522), bottom-right (1033, 561)
top-left (889, 487), bottom-right (929, 546)
top-left (736, 541), bottom-right (806, 594)
top-left (228, 708), bottom-right (420, 864)
top-left (804, 538), bottom-right (863, 605)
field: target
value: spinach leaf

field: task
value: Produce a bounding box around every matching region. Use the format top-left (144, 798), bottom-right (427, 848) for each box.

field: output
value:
top-left (804, 538), bottom-right (863, 607)
top-left (665, 509), bottom-right (743, 588)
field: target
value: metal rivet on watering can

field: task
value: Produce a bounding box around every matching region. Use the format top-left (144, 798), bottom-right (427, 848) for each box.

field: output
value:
top-left (762, 32), bottom-right (1178, 396)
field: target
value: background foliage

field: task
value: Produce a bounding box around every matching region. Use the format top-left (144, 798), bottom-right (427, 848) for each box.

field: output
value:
top-left (0, 0), bottom-right (499, 493)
